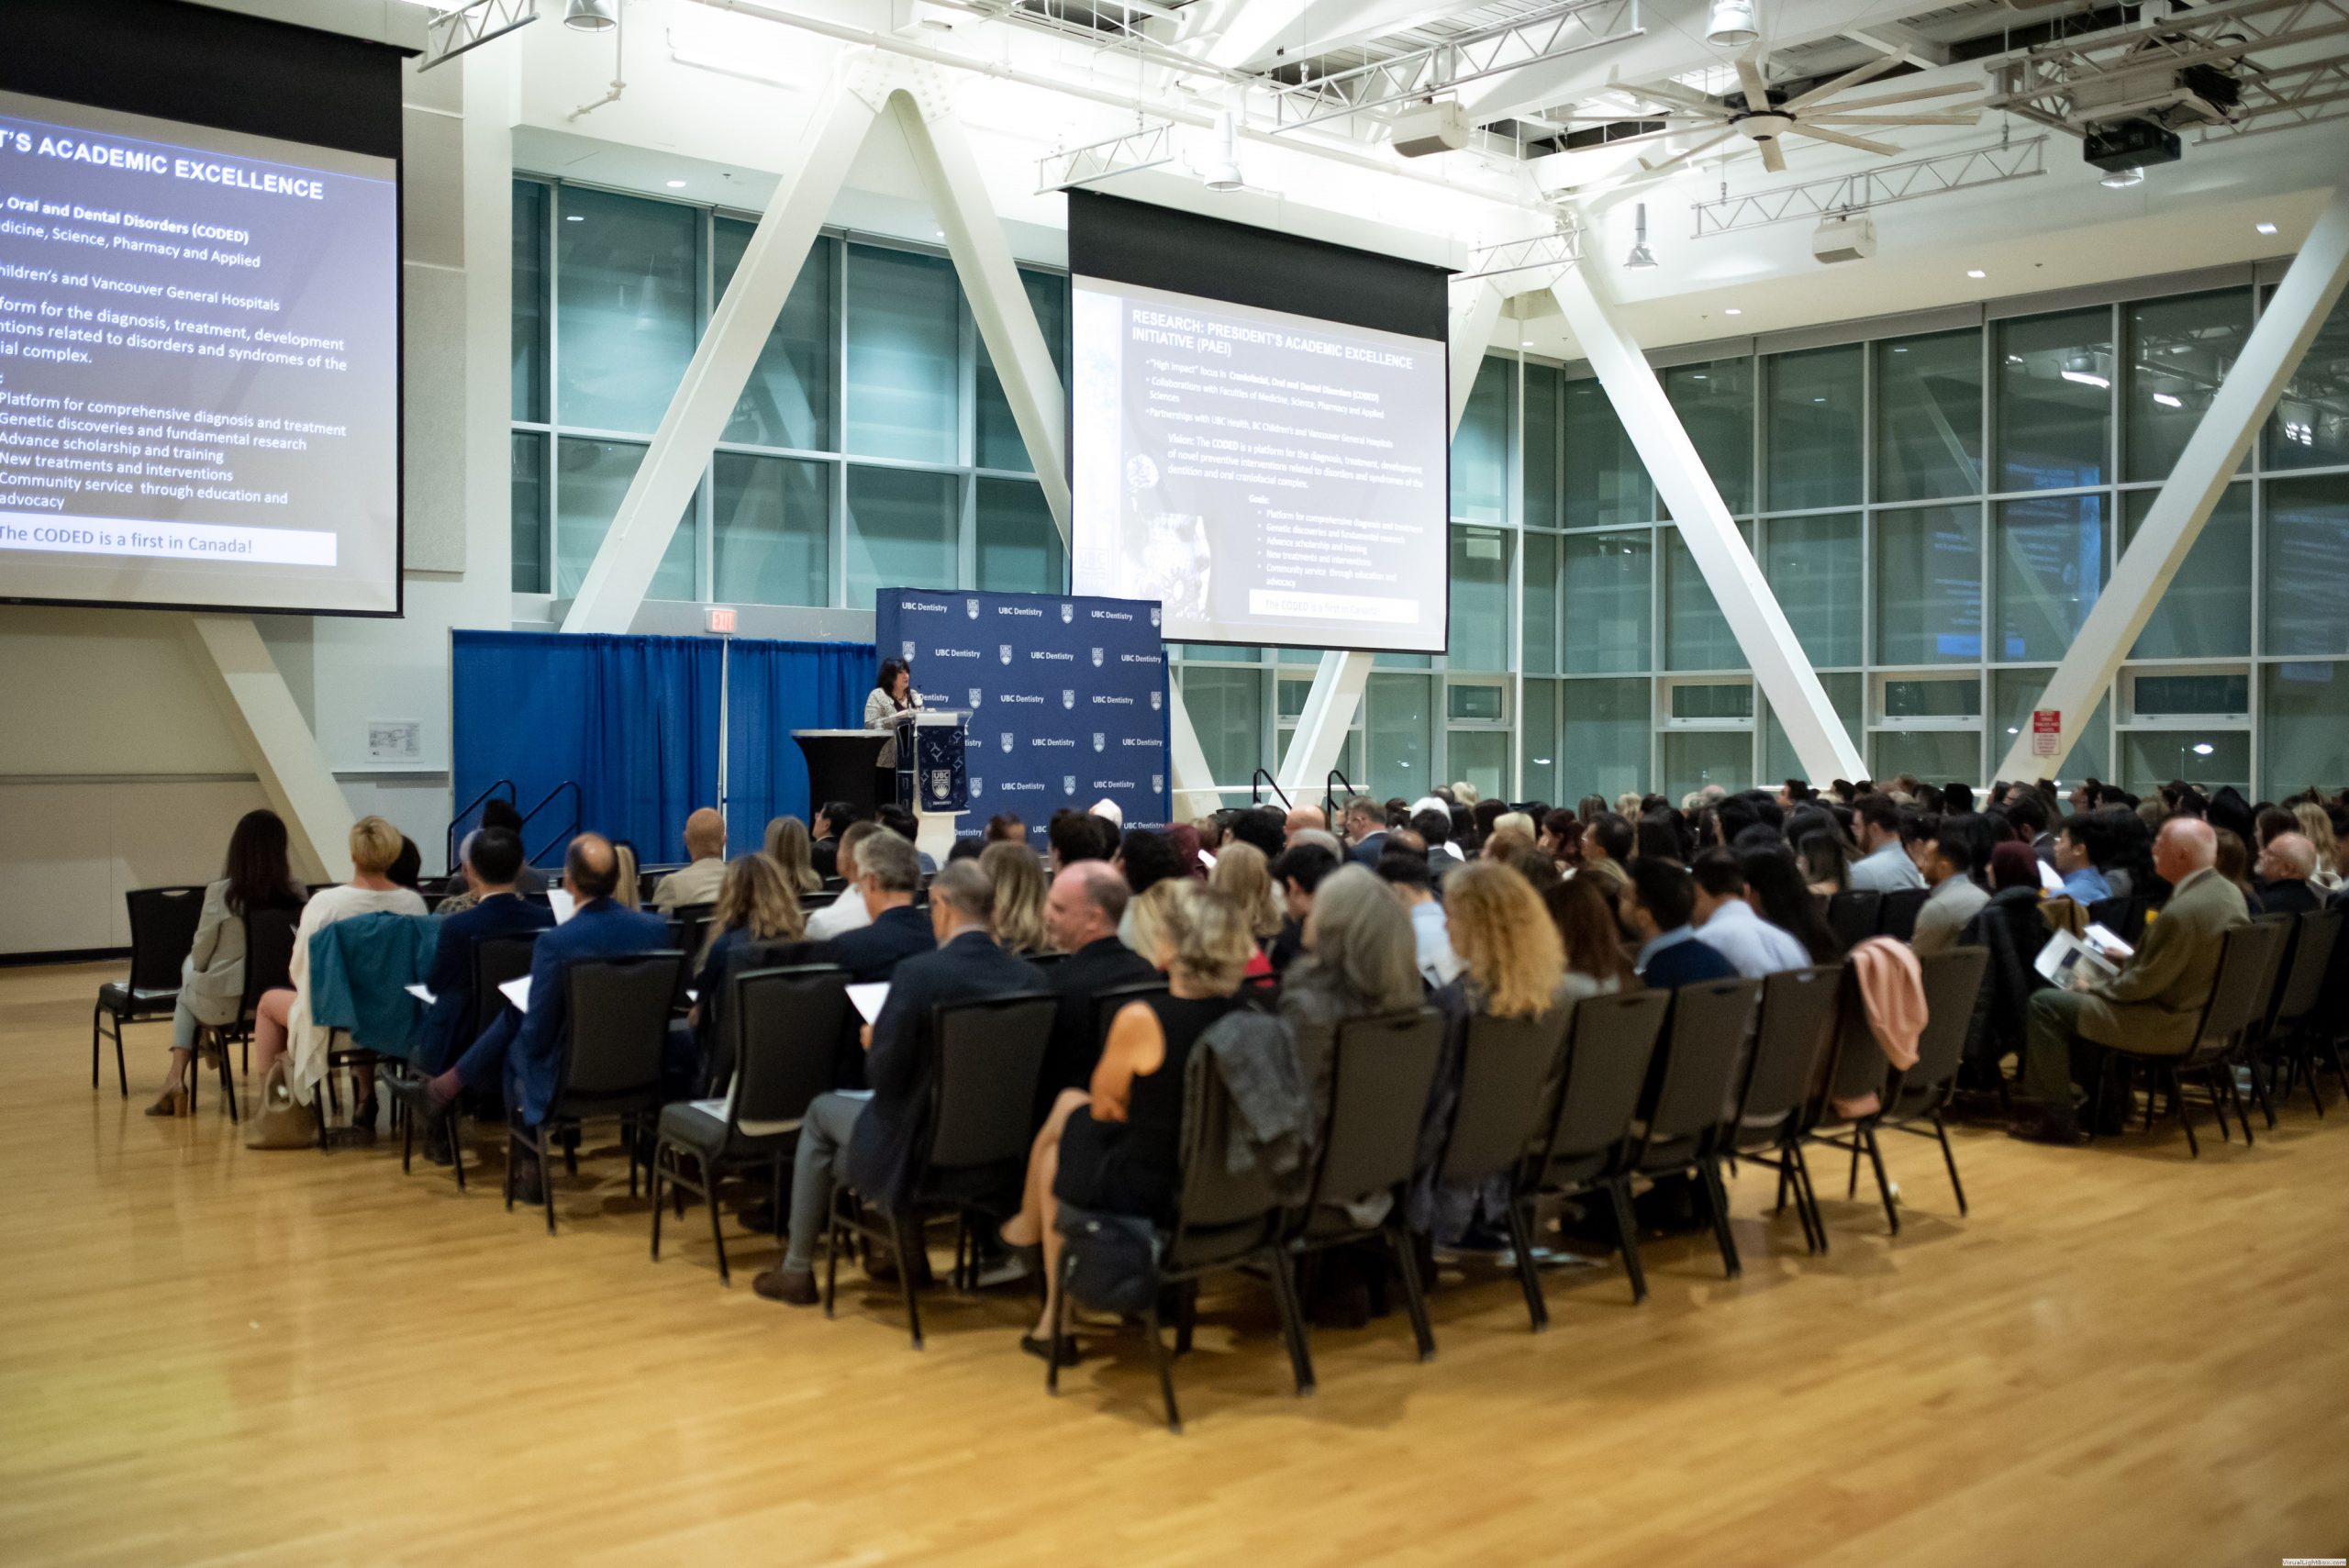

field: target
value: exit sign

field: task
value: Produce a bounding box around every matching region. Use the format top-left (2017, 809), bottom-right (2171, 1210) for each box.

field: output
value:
top-left (707, 606), bottom-right (737, 635)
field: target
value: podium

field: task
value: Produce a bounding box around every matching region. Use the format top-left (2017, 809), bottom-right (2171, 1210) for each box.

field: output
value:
top-left (893, 709), bottom-right (968, 866)
top-left (791, 729), bottom-right (889, 819)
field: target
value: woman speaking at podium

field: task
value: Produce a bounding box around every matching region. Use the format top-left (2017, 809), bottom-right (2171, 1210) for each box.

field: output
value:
top-left (866, 656), bottom-right (919, 809)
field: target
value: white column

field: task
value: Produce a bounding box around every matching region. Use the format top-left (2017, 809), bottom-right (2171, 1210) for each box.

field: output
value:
top-left (1549, 264), bottom-right (1866, 783)
top-left (1166, 683), bottom-right (1223, 823)
top-left (182, 616), bottom-right (355, 883)
top-left (1994, 178), bottom-right (2349, 784)
top-left (561, 71), bottom-right (881, 634)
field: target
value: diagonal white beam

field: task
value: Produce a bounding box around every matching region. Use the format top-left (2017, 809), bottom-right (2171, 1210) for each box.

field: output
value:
top-left (1549, 262), bottom-right (1865, 783)
top-left (1995, 177), bottom-right (2349, 785)
top-left (182, 616), bottom-right (354, 882)
top-left (562, 71), bottom-right (880, 633)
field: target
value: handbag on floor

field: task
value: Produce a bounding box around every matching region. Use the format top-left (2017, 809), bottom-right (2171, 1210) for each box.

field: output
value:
top-left (243, 1056), bottom-right (318, 1149)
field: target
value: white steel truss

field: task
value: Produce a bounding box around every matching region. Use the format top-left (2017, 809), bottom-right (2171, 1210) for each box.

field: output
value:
top-left (1036, 121), bottom-right (1179, 192)
top-left (1457, 225), bottom-right (1582, 281)
top-left (2195, 54), bottom-right (2349, 139)
top-left (1264, 0), bottom-right (1643, 134)
top-left (1987, 0), bottom-right (2349, 139)
top-left (418, 0), bottom-right (539, 72)
top-left (1691, 136), bottom-right (2047, 237)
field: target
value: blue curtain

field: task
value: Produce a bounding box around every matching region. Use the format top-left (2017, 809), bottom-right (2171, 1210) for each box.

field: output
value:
top-left (725, 639), bottom-right (874, 854)
top-left (451, 631), bottom-right (723, 866)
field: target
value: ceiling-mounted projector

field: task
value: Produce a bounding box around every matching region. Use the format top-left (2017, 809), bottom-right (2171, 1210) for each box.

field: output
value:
top-left (1812, 213), bottom-right (1877, 264)
top-left (1391, 101), bottom-right (1470, 158)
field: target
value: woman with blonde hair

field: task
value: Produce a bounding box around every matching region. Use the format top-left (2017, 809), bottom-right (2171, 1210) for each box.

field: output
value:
top-left (612, 841), bottom-right (643, 910)
top-left (1440, 862), bottom-right (1567, 1020)
top-left (1002, 881), bottom-right (1254, 1362)
top-left (1208, 840), bottom-right (1283, 977)
top-left (763, 816), bottom-right (824, 896)
top-left (2291, 801), bottom-right (2344, 891)
top-left (980, 840), bottom-right (1051, 955)
top-left (688, 853), bottom-right (807, 1079)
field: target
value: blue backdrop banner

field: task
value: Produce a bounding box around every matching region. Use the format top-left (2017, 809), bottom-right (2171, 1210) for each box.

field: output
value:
top-left (724, 638), bottom-right (875, 854)
top-left (876, 588), bottom-right (1170, 841)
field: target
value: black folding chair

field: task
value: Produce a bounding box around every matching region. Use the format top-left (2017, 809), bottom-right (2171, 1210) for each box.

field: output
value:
top-left (1826, 892), bottom-right (1881, 953)
top-left (2100, 919), bottom-right (2287, 1158)
top-left (1434, 1003), bottom-right (1576, 1315)
top-left (401, 929), bottom-right (543, 1187)
top-left (1725, 965), bottom-right (1843, 1255)
top-left (1092, 979), bottom-right (1170, 1051)
top-left (2262, 907), bottom-right (2342, 1117)
top-left (2087, 895), bottom-right (2151, 948)
top-left (505, 951), bottom-right (686, 1234)
top-left (825, 991), bottom-right (1061, 1348)
top-left (1876, 887), bottom-right (1930, 942)
top-left (1813, 948), bottom-right (1990, 1234)
top-left (91, 885), bottom-right (206, 1096)
top-left (651, 964), bottom-right (848, 1284)
top-left (1795, 965), bottom-right (1904, 1240)
top-left (187, 906), bottom-right (299, 1124)
top-left (1621, 978), bottom-right (1762, 1297)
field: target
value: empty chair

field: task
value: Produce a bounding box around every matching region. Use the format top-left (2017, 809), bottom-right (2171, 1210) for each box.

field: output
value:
top-left (2101, 919), bottom-right (2287, 1158)
top-left (1726, 965), bottom-right (1844, 1254)
top-left (1621, 978), bottom-right (1761, 1300)
top-left (1826, 892), bottom-right (1881, 954)
top-left (2263, 908), bottom-right (2342, 1117)
top-left (1864, 946), bottom-right (1992, 1218)
top-left (1797, 965), bottom-right (1904, 1239)
top-left (651, 964), bottom-right (849, 1285)
top-left (91, 885), bottom-right (207, 1097)
top-left (1876, 887), bottom-right (1930, 942)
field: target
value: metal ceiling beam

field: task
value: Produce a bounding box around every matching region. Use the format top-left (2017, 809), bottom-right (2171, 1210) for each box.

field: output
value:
top-left (1690, 135), bottom-right (2047, 236)
top-left (1987, 0), bottom-right (2349, 137)
top-left (1265, 0), bottom-right (1644, 134)
top-left (417, 0), bottom-right (538, 72)
top-left (1842, 21), bottom-right (1950, 70)
top-left (1036, 121), bottom-right (1178, 191)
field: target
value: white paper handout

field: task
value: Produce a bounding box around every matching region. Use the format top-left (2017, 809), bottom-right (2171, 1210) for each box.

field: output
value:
top-left (2034, 929), bottom-right (2119, 990)
top-left (405, 983), bottom-right (436, 1005)
top-left (846, 982), bottom-right (891, 1024)
top-left (549, 888), bottom-right (577, 924)
top-left (498, 975), bottom-right (532, 1012)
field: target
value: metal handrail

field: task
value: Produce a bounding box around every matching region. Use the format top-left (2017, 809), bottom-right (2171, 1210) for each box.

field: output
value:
top-left (445, 779), bottom-right (517, 873)
top-left (1324, 768), bottom-right (1359, 824)
top-left (1250, 769), bottom-right (1292, 811)
top-left (518, 782), bottom-right (582, 869)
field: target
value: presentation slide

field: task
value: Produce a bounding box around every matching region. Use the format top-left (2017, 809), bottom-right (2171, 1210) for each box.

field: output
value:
top-left (1069, 277), bottom-right (1448, 654)
top-left (0, 89), bottom-right (398, 615)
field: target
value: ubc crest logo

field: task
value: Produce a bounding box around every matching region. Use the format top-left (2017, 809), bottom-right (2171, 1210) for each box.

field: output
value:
top-left (967, 687), bottom-right (983, 709)
top-left (1149, 606), bottom-right (1162, 627)
top-left (1062, 774), bottom-right (1076, 795)
top-left (1150, 690), bottom-right (1163, 711)
top-left (1090, 647), bottom-right (1104, 668)
top-left (965, 597), bottom-right (979, 619)
top-left (1061, 690), bottom-right (1074, 710)
top-left (899, 639), bottom-right (916, 662)
top-left (999, 732), bottom-right (1014, 754)
top-left (1092, 732), bottom-right (1105, 752)
top-left (998, 644), bottom-right (1012, 665)
top-left (1152, 772), bottom-right (1163, 792)
top-left (969, 776), bottom-right (983, 797)
top-left (1059, 603), bottom-right (1074, 624)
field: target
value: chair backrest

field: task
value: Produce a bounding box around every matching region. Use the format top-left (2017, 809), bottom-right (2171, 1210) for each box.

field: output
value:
top-left (926, 992), bottom-right (1061, 1170)
top-left (1640, 977), bottom-right (1761, 1148)
top-left (559, 951), bottom-right (685, 1102)
top-left (1543, 989), bottom-right (1675, 1163)
top-left (1437, 1004), bottom-right (1574, 1185)
top-left (2088, 895), bottom-right (2150, 946)
top-left (1026, 950), bottom-right (1069, 970)
top-left (2274, 907), bottom-right (2341, 1029)
top-left (1820, 962), bottom-right (1895, 1119)
top-left (667, 902), bottom-right (717, 955)
top-left (2196, 918), bottom-right (2288, 1049)
top-left (469, 931), bottom-right (542, 1044)
top-left (1172, 1044), bottom-right (1286, 1240)
top-left (1093, 978), bottom-right (1171, 1050)
top-left (1893, 946), bottom-right (1992, 1114)
top-left (126, 885), bottom-right (208, 992)
top-left (239, 907), bottom-right (301, 1017)
top-left (1876, 886), bottom-right (1929, 942)
top-left (729, 964), bottom-right (851, 1132)
top-left (1306, 1009), bottom-right (1447, 1211)
top-left (1826, 892), bottom-right (1881, 952)
top-left (1736, 964), bottom-right (1843, 1134)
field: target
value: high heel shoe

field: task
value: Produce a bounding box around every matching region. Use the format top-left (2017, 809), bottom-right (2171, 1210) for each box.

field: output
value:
top-left (144, 1087), bottom-right (190, 1118)
top-left (351, 1095), bottom-right (381, 1140)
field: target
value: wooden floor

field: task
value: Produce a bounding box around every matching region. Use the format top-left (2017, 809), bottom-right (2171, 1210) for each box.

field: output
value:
top-left (5, 960), bottom-right (2346, 1568)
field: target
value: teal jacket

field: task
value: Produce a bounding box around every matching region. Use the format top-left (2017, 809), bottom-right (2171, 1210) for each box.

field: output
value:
top-left (308, 911), bottom-right (443, 1062)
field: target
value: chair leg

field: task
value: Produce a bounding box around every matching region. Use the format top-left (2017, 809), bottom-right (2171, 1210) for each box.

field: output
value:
top-left (1604, 1181), bottom-right (1647, 1307)
top-left (1863, 1129), bottom-right (1899, 1237)
top-left (2226, 1070), bottom-right (2254, 1147)
top-left (1846, 1139), bottom-right (1862, 1200)
top-left (448, 1106), bottom-right (467, 1192)
top-left (91, 1002), bottom-right (100, 1090)
top-left (1700, 1162), bottom-right (1742, 1279)
top-left (1174, 1282), bottom-right (1197, 1357)
top-left (822, 1197), bottom-right (843, 1319)
top-left (1266, 1248), bottom-right (1317, 1396)
top-left (1386, 1220), bottom-right (1435, 1363)
top-left (217, 1038), bottom-right (239, 1125)
top-left (1506, 1195), bottom-right (1554, 1325)
top-left (650, 1144), bottom-right (666, 1262)
top-left (1932, 1111), bottom-right (1967, 1217)
top-left (1790, 1144), bottom-right (1829, 1256)
top-left (540, 1127), bottom-right (558, 1235)
top-left (113, 1016), bottom-right (128, 1098)
top-left (401, 1100), bottom-right (416, 1173)
top-left (707, 1159), bottom-right (730, 1286)
top-left (2176, 1071), bottom-right (2200, 1159)
top-left (1046, 1251), bottom-right (1075, 1396)
top-left (1141, 1296), bottom-right (1182, 1434)
top-left (888, 1210), bottom-right (923, 1350)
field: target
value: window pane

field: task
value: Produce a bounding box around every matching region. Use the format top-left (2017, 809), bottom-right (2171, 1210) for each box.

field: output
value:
top-left (1448, 730), bottom-right (1508, 804)
top-left (974, 478), bottom-right (1063, 594)
top-left (1177, 643), bottom-right (1261, 662)
top-left (510, 430), bottom-right (547, 593)
top-left (1871, 728), bottom-right (1979, 785)
top-left (1996, 307), bottom-right (2111, 491)
top-left (844, 465), bottom-right (956, 608)
top-left (1564, 377), bottom-right (1653, 527)
top-left (713, 452), bottom-right (829, 607)
top-left (1448, 525), bottom-right (1509, 669)
top-left (845, 244), bottom-right (959, 464)
top-left (554, 437), bottom-right (695, 601)
top-left (713, 219), bottom-right (834, 452)
top-left (1670, 683), bottom-right (1751, 720)
top-left (1522, 677), bottom-right (1560, 804)
top-left (1181, 666), bottom-right (1263, 793)
top-left (1522, 362), bottom-right (1560, 531)
top-left (1992, 667), bottom-right (2109, 784)
top-left (1765, 344), bottom-right (1863, 511)
top-left (555, 186), bottom-right (698, 437)
top-left (1764, 671), bottom-right (1863, 786)
top-left (1561, 679), bottom-right (1649, 803)
top-left (2264, 473), bottom-right (2349, 657)
top-left (512, 180), bottom-right (548, 423)
top-left (1663, 731), bottom-right (1751, 801)
top-left (1366, 673), bottom-right (1433, 800)
top-left (1563, 530), bottom-right (1652, 673)
top-left (1874, 505), bottom-right (1983, 664)
top-left (1449, 684), bottom-right (1504, 721)
top-left (1451, 356), bottom-right (1511, 524)
top-left (2121, 484), bottom-right (2252, 659)
top-left (1521, 530), bottom-right (1558, 675)
top-left (1874, 329), bottom-right (1980, 502)
top-left (2263, 661), bottom-right (2349, 791)
top-left (1762, 513), bottom-right (1861, 667)
top-left (2121, 729), bottom-right (2250, 799)
top-left (976, 268), bottom-right (1068, 473)
top-left (1884, 677), bottom-right (1979, 718)
top-left (2132, 673), bottom-right (2248, 717)
top-left (1665, 528), bottom-right (1744, 671)
top-left (2265, 285), bottom-right (2349, 471)
top-left (1996, 494), bottom-right (2106, 662)
top-left (1666, 358), bottom-right (1753, 515)
top-left (2125, 289), bottom-right (2249, 484)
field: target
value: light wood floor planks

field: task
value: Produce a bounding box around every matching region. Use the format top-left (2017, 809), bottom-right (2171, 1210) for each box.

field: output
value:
top-left (4, 959), bottom-right (2346, 1568)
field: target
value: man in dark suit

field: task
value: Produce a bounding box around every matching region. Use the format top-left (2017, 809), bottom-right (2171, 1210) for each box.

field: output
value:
top-left (811, 829), bottom-right (935, 981)
top-left (809, 801), bottom-right (852, 881)
top-left (2255, 831), bottom-right (2323, 916)
top-left (1037, 860), bottom-right (1154, 1110)
top-left (412, 827), bottom-right (553, 1164)
top-left (393, 833), bottom-right (667, 1200)
top-left (753, 861), bottom-right (1043, 1306)
top-left (1342, 796), bottom-right (1389, 867)
top-left (1620, 858), bottom-right (1738, 990)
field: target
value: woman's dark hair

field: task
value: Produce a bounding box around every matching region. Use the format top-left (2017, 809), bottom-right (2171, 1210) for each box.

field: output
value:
top-left (1741, 847), bottom-right (1840, 962)
top-left (875, 656), bottom-right (909, 696)
top-left (1633, 812), bottom-right (1686, 865)
top-left (221, 808), bottom-right (302, 916)
top-left (1795, 828), bottom-right (1849, 893)
top-left (1542, 876), bottom-right (1639, 992)
top-left (387, 835), bottom-right (424, 892)
top-left (1118, 828), bottom-right (1186, 895)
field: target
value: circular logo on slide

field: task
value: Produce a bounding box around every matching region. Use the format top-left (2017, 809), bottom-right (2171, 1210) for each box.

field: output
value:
top-left (1124, 453), bottom-right (1160, 492)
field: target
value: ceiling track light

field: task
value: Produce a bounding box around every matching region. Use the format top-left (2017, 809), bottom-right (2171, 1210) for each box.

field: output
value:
top-left (1707, 0), bottom-right (1759, 48)
top-left (564, 0), bottom-right (617, 32)
top-left (1203, 109), bottom-right (1241, 192)
top-left (1625, 203), bottom-right (1658, 269)
top-left (2099, 166), bottom-right (2144, 189)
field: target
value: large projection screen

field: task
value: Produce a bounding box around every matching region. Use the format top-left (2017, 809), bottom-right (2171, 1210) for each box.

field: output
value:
top-left (1067, 194), bottom-right (1451, 654)
top-left (0, 89), bottom-right (399, 616)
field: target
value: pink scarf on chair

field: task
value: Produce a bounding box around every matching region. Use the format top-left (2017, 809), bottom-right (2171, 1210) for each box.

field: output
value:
top-left (1836, 937), bottom-right (1927, 1117)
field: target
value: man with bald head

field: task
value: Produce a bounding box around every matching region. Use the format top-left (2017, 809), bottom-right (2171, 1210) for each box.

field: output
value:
top-left (2254, 831), bottom-right (2323, 916)
top-left (2014, 817), bottom-right (2246, 1144)
top-left (652, 807), bottom-right (729, 912)
top-left (394, 831), bottom-right (670, 1200)
top-left (1284, 805), bottom-right (1326, 843)
top-left (1036, 861), bottom-right (1155, 1114)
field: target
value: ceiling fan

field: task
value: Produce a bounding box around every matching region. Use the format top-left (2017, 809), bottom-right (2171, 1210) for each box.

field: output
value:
top-left (1620, 49), bottom-right (1986, 176)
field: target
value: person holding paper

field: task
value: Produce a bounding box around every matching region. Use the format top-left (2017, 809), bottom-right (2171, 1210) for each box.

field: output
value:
top-left (408, 828), bottom-right (553, 1160)
top-left (751, 861), bottom-right (1041, 1308)
top-left (2011, 817), bottom-right (2246, 1145)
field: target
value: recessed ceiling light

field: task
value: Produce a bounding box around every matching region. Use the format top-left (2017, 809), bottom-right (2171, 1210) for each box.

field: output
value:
top-left (565, 214), bottom-right (584, 222)
top-left (2153, 392), bottom-right (2183, 408)
top-left (665, 180), bottom-right (686, 189)
top-left (1966, 269), bottom-right (1987, 279)
top-left (1724, 307), bottom-right (1742, 317)
top-left (1520, 339), bottom-right (1534, 347)
top-left (2255, 221), bottom-right (2278, 235)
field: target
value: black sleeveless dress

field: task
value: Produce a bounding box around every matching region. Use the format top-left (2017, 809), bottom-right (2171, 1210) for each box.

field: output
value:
top-left (1053, 992), bottom-right (1244, 1225)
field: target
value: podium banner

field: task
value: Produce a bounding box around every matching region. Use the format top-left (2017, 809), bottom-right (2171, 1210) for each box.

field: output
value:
top-left (877, 588), bottom-right (1170, 841)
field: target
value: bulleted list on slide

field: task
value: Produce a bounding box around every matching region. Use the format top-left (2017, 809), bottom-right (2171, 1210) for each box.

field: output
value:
top-left (0, 90), bottom-right (395, 610)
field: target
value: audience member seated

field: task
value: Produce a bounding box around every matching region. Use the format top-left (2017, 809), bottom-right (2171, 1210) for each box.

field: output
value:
top-left (1578, 812), bottom-right (1634, 892)
top-left (1207, 840), bottom-right (1282, 978)
top-left (1265, 841), bottom-right (1341, 975)
top-left (810, 802), bottom-right (852, 880)
top-left (2214, 828), bottom-right (2264, 914)
top-left (1796, 824), bottom-right (1851, 895)
top-left (652, 808), bottom-right (729, 912)
top-left (147, 808), bottom-right (306, 1117)
top-left (686, 853), bottom-right (808, 1084)
top-left (1284, 804), bottom-right (1328, 844)
top-left (1849, 795), bottom-right (1925, 892)
top-left (612, 842), bottom-right (643, 910)
top-left (477, 798), bottom-right (548, 895)
top-left (2012, 818), bottom-right (2245, 1144)
top-left (806, 821), bottom-right (882, 940)
top-left (876, 803), bottom-right (939, 876)
top-left (1341, 797), bottom-right (1391, 866)
top-left (1543, 876), bottom-right (1641, 1000)
top-left (751, 862), bottom-right (1043, 1307)
top-left (1913, 830), bottom-right (1991, 957)
top-left (1963, 841), bottom-right (2054, 1085)
top-left (980, 840), bottom-right (1050, 956)
top-left (1114, 829), bottom-right (1188, 954)
top-left (1620, 859), bottom-right (1738, 989)
top-left (1688, 848), bottom-right (1810, 978)
top-left (2292, 801), bottom-right (2343, 892)
top-left (1046, 807), bottom-right (1107, 872)
top-left (1537, 808), bottom-right (1582, 872)
top-left (1165, 821), bottom-right (1209, 882)
top-left (2255, 831), bottom-right (2322, 916)
top-left (1631, 814), bottom-right (1686, 865)
top-left (1277, 862), bottom-right (1423, 1096)
top-left (1001, 880), bottom-right (1252, 1362)
top-left (388, 836), bottom-right (425, 894)
top-left (810, 828), bottom-right (934, 984)
top-left (393, 834), bottom-right (667, 1197)
top-left (1739, 847), bottom-right (1842, 963)
top-left (249, 816), bottom-right (429, 1136)
top-left (985, 811), bottom-right (1026, 846)
top-left (2054, 814), bottom-right (2113, 905)
top-left (763, 816), bottom-right (823, 896)
top-left (1375, 851), bottom-right (1458, 988)
top-left (1038, 862), bottom-right (1155, 1106)
top-left (1224, 807), bottom-right (1285, 863)
top-left (415, 826), bottom-right (554, 1081)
